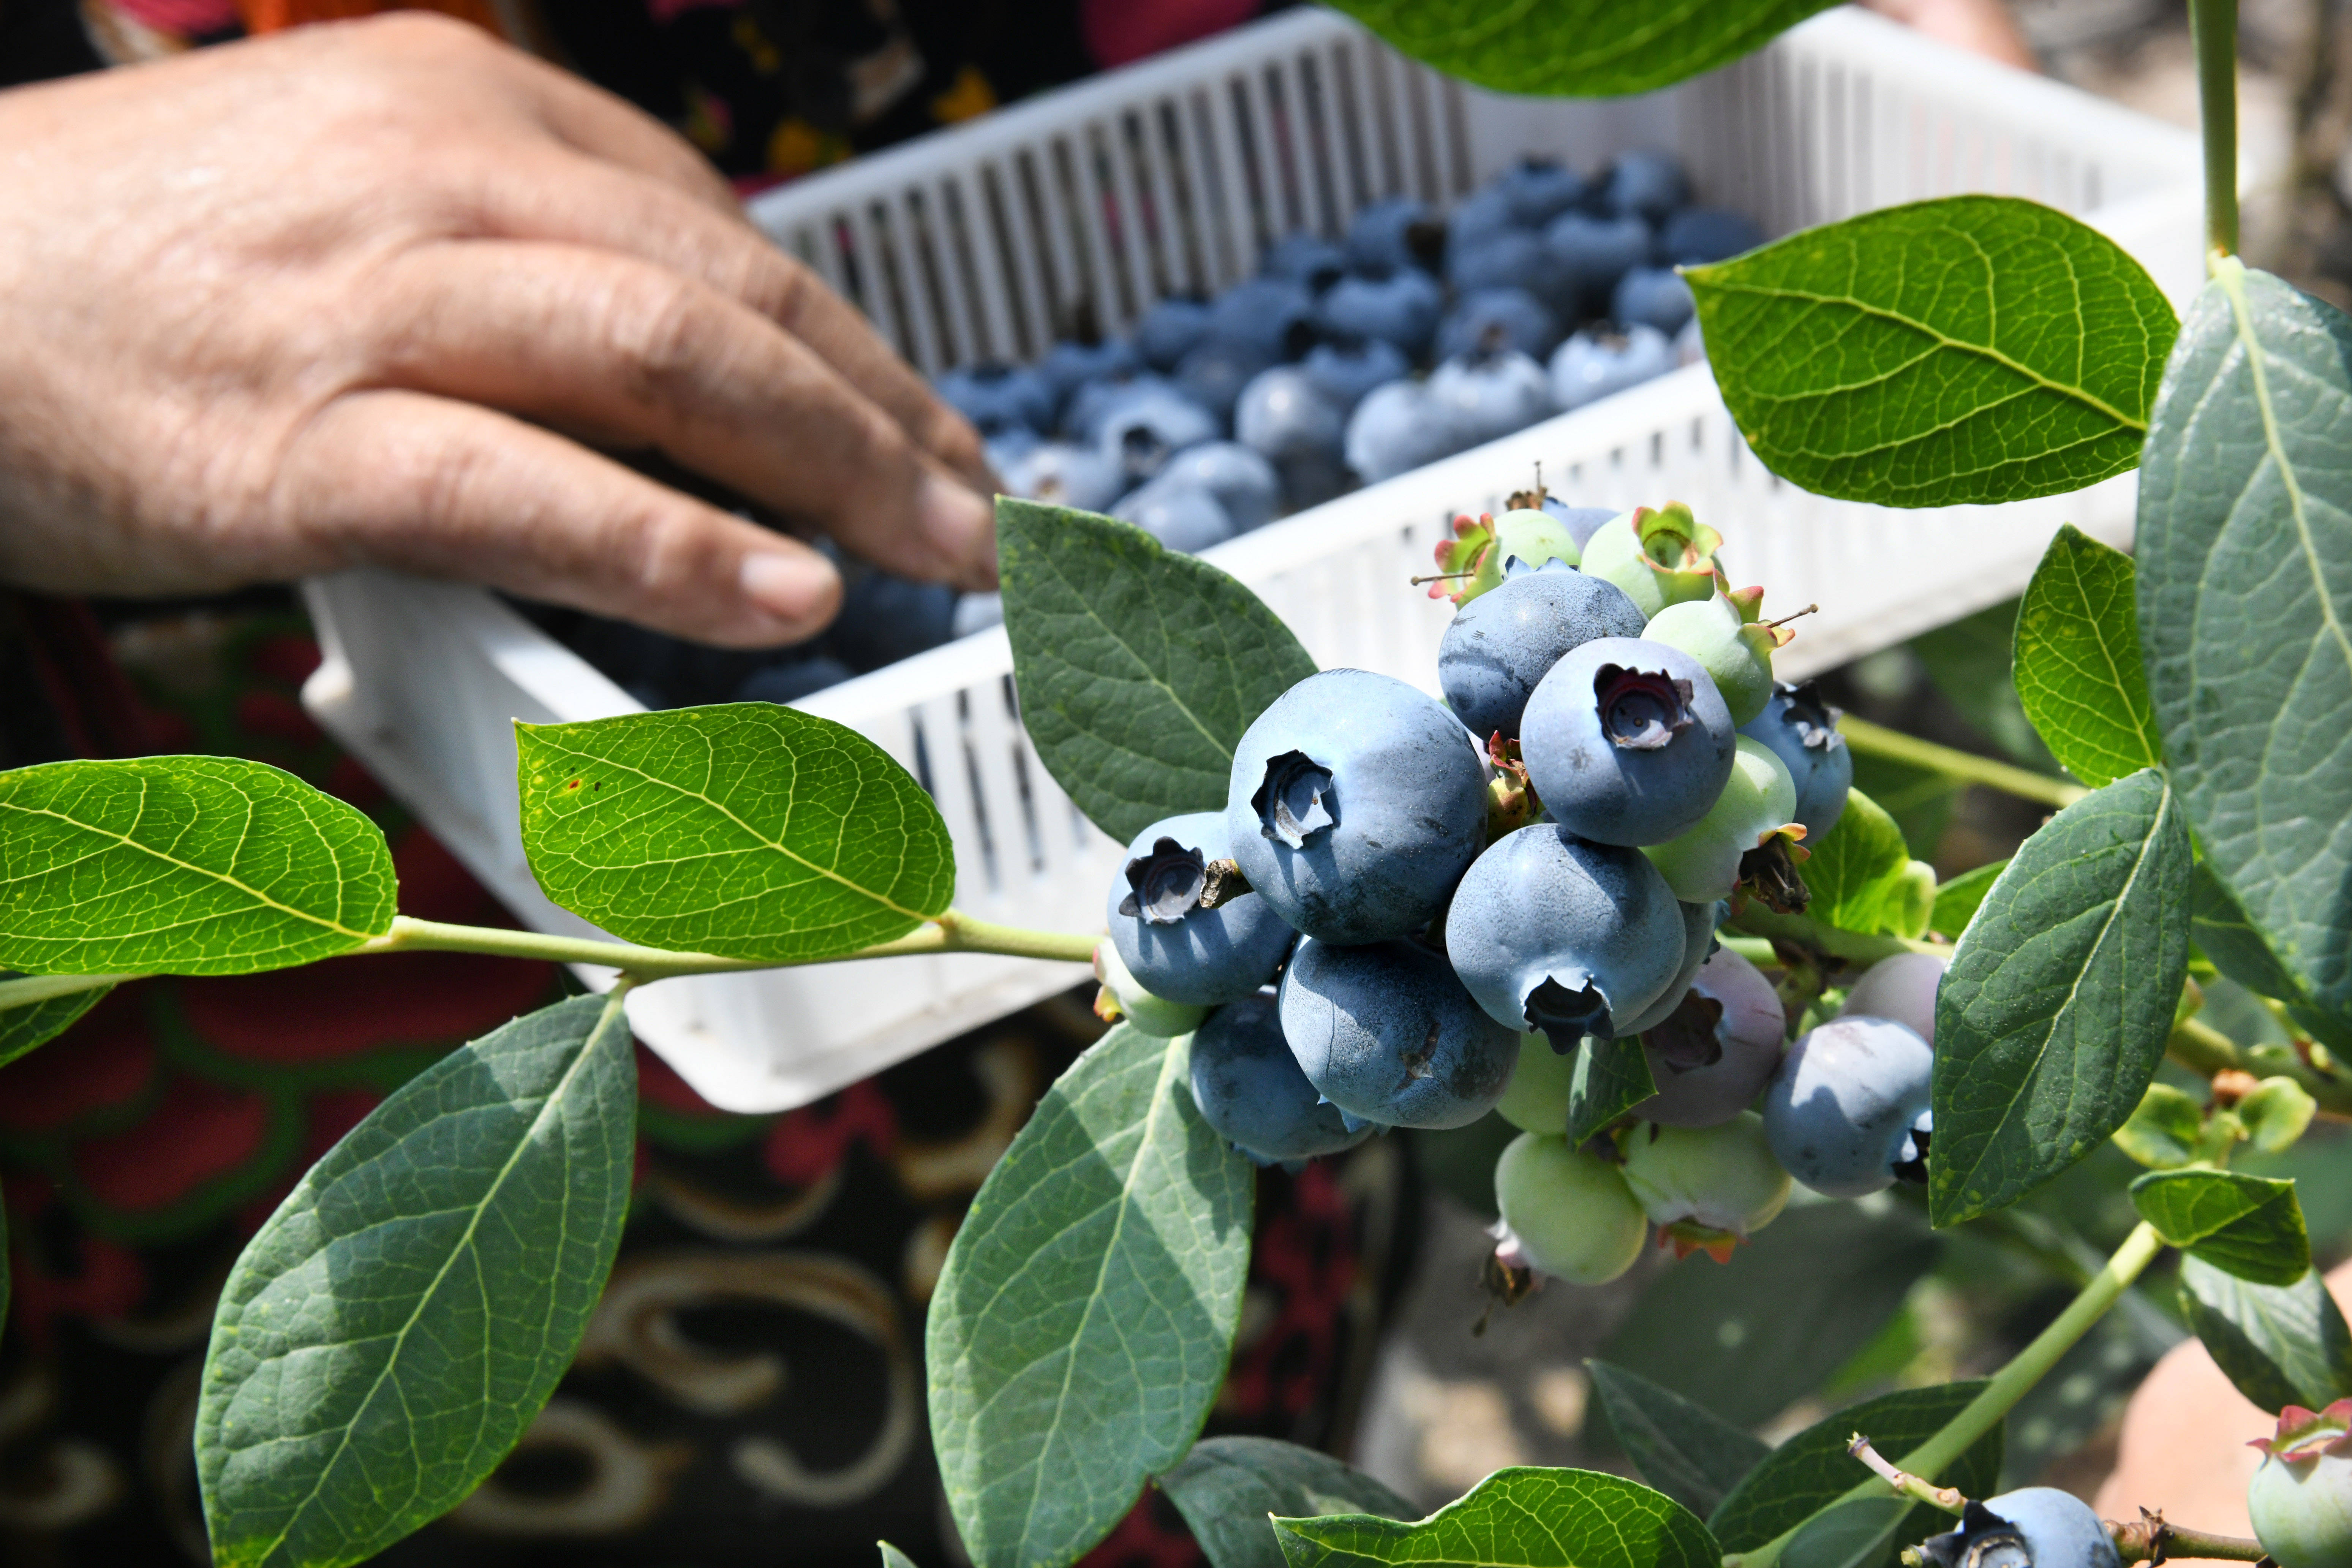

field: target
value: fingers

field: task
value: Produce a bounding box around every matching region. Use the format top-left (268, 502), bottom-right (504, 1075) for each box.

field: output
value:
top-left (479, 150), bottom-right (996, 492)
top-left (272, 387), bottom-right (846, 647)
top-left (362, 238), bottom-right (997, 591)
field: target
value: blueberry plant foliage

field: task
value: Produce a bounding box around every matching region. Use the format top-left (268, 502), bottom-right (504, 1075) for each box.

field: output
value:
top-left (1, 5), bottom-right (2349, 1568)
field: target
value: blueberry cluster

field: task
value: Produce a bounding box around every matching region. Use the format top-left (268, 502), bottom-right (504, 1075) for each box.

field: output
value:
top-left (954, 150), bottom-right (1758, 582)
top-left (1099, 495), bottom-right (1945, 1289)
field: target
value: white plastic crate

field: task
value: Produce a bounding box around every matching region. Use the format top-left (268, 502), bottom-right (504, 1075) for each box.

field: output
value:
top-left (300, 5), bottom-right (2203, 1114)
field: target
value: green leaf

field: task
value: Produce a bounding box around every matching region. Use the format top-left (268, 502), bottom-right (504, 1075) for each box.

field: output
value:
top-left (2130, 1169), bottom-right (2310, 1285)
top-left (928, 1024), bottom-right (1253, 1568)
top-left (1802, 789), bottom-right (1911, 936)
top-left (2140, 261), bottom-right (2352, 1027)
top-left (1709, 1382), bottom-right (2000, 1560)
top-left (1162, 1438), bottom-right (1415, 1568)
top-left (1567, 1037), bottom-right (1656, 1146)
top-left (196, 993), bottom-right (637, 1568)
top-left (2110, 1083), bottom-right (2203, 1169)
top-left (0, 977), bottom-right (113, 1069)
top-left (0, 756), bottom-right (395, 976)
top-left (516, 705), bottom-right (952, 963)
top-left (2189, 860), bottom-right (2307, 1004)
top-left (1849, 752), bottom-right (1959, 863)
top-left (1596, 1204), bottom-right (1940, 1430)
top-left (1781, 1500), bottom-right (1913, 1568)
top-left (2240, 1077), bottom-right (2318, 1152)
top-left (2013, 525), bottom-right (2162, 787)
top-left (1320, 0), bottom-right (1832, 98)
top-left (882, 1543), bottom-right (921, 1568)
top-left (1586, 1361), bottom-right (1769, 1519)
top-left (1929, 767), bottom-right (2192, 1226)
top-left (2177, 1255), bottom-right (2352, 1413)
top-left (1273, 1468), bottom-right (1719, 1568)
top-left (998, 499), bottom-right (1317, 845)
top-left (1929, 861), bottom-right (2006, 940)
top-left (1689, 196), bottom-right (2177, 507)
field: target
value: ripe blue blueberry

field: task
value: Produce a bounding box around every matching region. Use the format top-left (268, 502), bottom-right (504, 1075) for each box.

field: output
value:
top-left (1437, 287), bottom-right (1562, 362)
top-left (1262, 231), bottom-right (1350, 293)
top-left (1739, 680), bottom-right (1853, 839)
top-left (1659, 207), bottom-right (1763, 266)
top-left (935, 362), bottom-right (1055, 435)
top-left (1609, 896), bottom-right (1720, 1038)
top-left (1633, 946), bottom-right (1786, 1127)
top-left (1345, 379), bottom-right (1474, 484)
top-left (1536, 495), bottom-right (1619, 552)
top-left (1444, 823), bottom-right (1685, 1046)
top-left (1278, 935), bottom-right (1518, 1129)
top-left (1151, 441), bottom-right (1282, 533)
top-left (1064, 370), bottom-right (1178, 442)
top-left (1444, 185), bottom-right (1524, 257)
top-left (1175, 338), bottom-right (1276, 430)
top-left (1346, 196), bottom-right (1443, 274)
top-left (985, 426), bottom-right (1043, 474)
top-left (1001, 440), bottom-right (1126, 514)
top-left (1549, 325), bottom-right (1675, 412)
top-left (1302, 336), bottom-right (1411, 414)
top-left (1541, 211), bottom-right (1652, 314)
top-left (1428, 347), bottom-right (1554, 447)
top-left (1208, 276), bottom-right (1318, 362)
top-left (1135, 296), bottom-right (1215, 371)
top-left (1763, 1015), bottom-right (1934, 1198)
top-left (1037, 337), bottom-right (1141, 419)
top-left (1113, 481), bottom-right (1234, 553)
top-left (1437, 562), bottom-right (1647, 741)
top-left (1106, 811), bottom-right (1296, 1006)
top-left (1494, 156), bottom-right (1590, 228)
top-left (1316, 266), bottom-right (1444, 359)
top-left (1095, 385), bottom-right (1219, 484)
top-left (1447, 229), bottom-right (1575, 318)
top-left (1600, 150), bottom-right (1688, 223)
top-left (1187, 993), bottom-right (1370, 1166)
top-left (1920, 1493), bottom-right (2121, 1568)
top-left (1236, 367), bottom-right (1348, 509)
top-left (1612, 266), bottom-right (1697, 336)
top-left (1226, 669), bottom-right (1489, 944)
top-left (1519, 636), bottom-right (1738, 846)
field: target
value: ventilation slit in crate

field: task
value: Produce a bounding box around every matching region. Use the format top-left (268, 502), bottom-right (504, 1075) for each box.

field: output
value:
top-left (955, 689), bottom-right (1001, 895)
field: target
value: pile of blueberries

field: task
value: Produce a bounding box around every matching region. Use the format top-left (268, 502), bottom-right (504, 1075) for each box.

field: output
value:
top-left (536, 150), bottom-right (1756, 714)
top-left (1098, 492), bottom-right (1946, 1288)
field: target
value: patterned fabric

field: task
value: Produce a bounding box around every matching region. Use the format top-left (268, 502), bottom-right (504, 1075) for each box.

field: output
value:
top-left (0, 596), bottom-right (1417, 1564)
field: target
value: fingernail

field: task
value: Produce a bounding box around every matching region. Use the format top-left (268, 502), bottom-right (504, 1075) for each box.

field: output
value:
top-left (920, 474), bottom-right (997, 583)
top-left (740, 550), bottom-right (836, 627)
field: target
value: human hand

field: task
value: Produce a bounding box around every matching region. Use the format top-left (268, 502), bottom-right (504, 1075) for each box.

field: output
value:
top-left (0, 14), bottom-right (996, 647)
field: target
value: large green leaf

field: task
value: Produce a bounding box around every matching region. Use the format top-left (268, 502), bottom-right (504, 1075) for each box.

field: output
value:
top-left (1162, 1438), bottom-right (1415, 1568)
top-left (516, 705), bottom-right (952, 962)
top-left (2014, 525), bottom-right (2162, 788)
top-left (1586, 1361), bottom-right (1769, 1518)
top-left (1929, 861), bottom-right (2005, 940)
top-left (2189, 860), bottom-right (2308, 1001)
top-left (1322, 0), bottom-right (1832, 97)
top-left (1802, 789), bottom-right (1911, 936)
top-left (197, 993), bottom-right (637, 1568)
top-left (928, 1024), bottom-right (1253, 1568)
top-left (2140, 261), bottom-right (2352, 1026)
top-left (0, 756), bottom-right (395, 976)
top-left (1596, 1204), bottom-right (1940, 1429)
top-left (0, 976), bottom-right (114, 1069)
top-left (1780, 1500), bottom-right (1913, 1568)
top-left (1689, 197), bottom-right (2177, 507)
top-left (997, 499), bottom-right (1317, 845)
top-left (1709, 1382), bottom-right (2000, 1560)
top-left (2130, 1169), bottom-right (2310, 1286)
top-left (1930, 767), bottom-right (2192, 1227)
top-left (1567, 1037), bottom-right (1656, 1145)
top-left (2178, 1255), bottom-right (2352, 1413)
top-left (1274, 1468), bottom-right (1719, 1568)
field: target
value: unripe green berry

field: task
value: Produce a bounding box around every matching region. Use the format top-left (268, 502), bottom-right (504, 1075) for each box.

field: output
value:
top-left (2251, 1401), bottom-right (2352, 1568)
top-left (1489, 507), bottom-right (1581, 574)
top-left (1643, 592), bottom-right (1775, 726)
top-left (1641, 737), bottom-right (1799, 904)
top-left (1093, 940), bottom-right (1210, 1038)
top-left (1497, 1032), bottom-right (1574, 1135)
top-left (1617, 1113), bottom-right (1790, 1259)
top-left (1493, 1131), bottom-right (1648, 1285)
top-left (1580, 503), bottom-right (1721, 619)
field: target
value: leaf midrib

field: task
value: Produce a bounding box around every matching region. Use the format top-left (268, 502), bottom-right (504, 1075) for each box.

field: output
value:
top-left (239, 995), bottom-right (624, 1564)
top-left (1698, 279), bottom-right (2147, 433)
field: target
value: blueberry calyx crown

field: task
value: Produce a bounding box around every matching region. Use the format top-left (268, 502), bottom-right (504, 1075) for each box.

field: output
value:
top-left (1646, 991), bottom-right (1726, 1073)
top-left (1738, 831), bottom-right (1811, 915)
top-left (2251, 1398), bottom-right (2352, 1459)
top-left (1595, 664), bottom-right (1696, 750)
top-left (1920, 1501), bottom-right (2032, 1568)
top-left (1780, 680), bottom-right (1847, 752)
top-left (1119, 836), bottom-right (1209, 925)
top-left (1524, 975), bottom-right (1611, 1053)
top-left (1252, 751), bottom-right (1337, 848)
